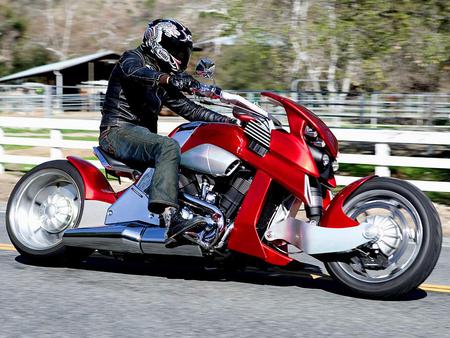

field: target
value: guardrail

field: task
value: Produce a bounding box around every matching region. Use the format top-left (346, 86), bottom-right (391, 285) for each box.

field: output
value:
top-left (1, 84), bottom-right (449, 129)
top-left (0, 116), bottom-right (449, 192)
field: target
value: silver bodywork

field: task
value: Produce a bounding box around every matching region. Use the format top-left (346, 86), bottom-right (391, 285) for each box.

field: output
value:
top-left (78, 200), bottom-right (111, 228)
top-left (181, 143), bottom-right (240, 176)
top-left (105, 168), bottom-right (159, 226)
top-left (264, 217), bottom-right (376, 255)
top-left (171, 122), bottom-right (204, 148)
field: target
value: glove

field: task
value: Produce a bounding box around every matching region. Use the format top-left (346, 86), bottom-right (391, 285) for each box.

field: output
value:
top-left (168, 73), bottom-right (199, 93)
top-left (229, 118), bottom-right (241, 126)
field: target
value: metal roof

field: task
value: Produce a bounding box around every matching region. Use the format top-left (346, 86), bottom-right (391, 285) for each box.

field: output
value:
top-left (0, 50), bottom-right (119, 82)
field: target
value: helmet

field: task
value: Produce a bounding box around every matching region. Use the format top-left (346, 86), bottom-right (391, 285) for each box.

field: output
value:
top-left (143, 19), bottom-right (193, 73)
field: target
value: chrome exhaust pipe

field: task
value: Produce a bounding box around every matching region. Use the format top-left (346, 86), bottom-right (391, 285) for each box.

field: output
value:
top-left (63, 222), bottom-right (203, 257)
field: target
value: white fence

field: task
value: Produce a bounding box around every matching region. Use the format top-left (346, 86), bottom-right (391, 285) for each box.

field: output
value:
top-left (0, 116), bottom-right (449, 192)
top-left (1, 84), bottom-right (449, 129)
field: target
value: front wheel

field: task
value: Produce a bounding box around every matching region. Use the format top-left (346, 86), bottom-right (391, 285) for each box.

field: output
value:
top-left (6, 160), bottom-right (92, 264)
top-left (324, 177), bottom-right (442, 299)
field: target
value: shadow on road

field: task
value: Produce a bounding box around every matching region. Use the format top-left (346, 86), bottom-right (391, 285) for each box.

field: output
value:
top-left (15, 253), bottom-right (427, 301)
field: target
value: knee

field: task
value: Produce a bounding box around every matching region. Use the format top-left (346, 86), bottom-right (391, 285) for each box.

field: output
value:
top-left (161, 138), bottom-right (181, 161)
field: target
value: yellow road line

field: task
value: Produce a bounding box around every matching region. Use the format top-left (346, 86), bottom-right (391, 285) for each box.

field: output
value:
top-left (0, 243), bottom-right (448, 294)
top-left (0, 243), bottom-right (16, 251)
top-left (420, 284), bottom-right (450, 293)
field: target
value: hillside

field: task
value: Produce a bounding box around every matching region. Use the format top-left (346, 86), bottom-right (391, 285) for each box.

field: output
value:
top-left (0, 0), bottom-right (449, 92)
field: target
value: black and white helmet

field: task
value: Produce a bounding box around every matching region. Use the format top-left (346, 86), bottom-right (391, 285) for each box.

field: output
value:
top-left (143, 19), bottom-right (193, 73)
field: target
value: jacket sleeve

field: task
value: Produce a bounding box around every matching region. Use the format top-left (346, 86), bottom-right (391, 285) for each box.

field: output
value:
top-left (164, 90), bottom-right (232, 123)
top-left (119, 51), bottom-right (163, 86)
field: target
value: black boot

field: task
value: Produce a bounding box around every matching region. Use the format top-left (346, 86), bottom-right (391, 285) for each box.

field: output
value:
top-left (163, 208), bottom-right (206, 247)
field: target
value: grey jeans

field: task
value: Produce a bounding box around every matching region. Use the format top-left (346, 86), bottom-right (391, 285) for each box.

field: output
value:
top-left (99, 123), bottom-right (180, 213)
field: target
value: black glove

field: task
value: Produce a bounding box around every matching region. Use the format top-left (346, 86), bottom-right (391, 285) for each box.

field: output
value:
top-left (229, 118), bottom-right (241, 126)
top-left (168, 73), bottom-right (199, 93)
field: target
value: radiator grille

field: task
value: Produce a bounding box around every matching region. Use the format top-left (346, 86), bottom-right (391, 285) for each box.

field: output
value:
top-left (244, 120), bottom-right (271, 149)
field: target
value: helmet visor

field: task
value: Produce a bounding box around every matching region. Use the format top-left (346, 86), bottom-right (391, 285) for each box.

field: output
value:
top-left (172, 46), bottom-right (192, 71)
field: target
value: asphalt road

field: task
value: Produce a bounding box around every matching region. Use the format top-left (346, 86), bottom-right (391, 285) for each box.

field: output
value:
top-left (0, 209), bottom-right (449, 338)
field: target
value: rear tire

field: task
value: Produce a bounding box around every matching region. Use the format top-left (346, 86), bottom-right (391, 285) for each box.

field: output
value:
top-left (324, 177), bottom-right (442, 299)
top-left (6, 160), bottom-right (93, 264)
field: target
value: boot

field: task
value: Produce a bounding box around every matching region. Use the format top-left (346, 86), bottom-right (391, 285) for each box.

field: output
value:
top-left (162, 207), bottom-right (207, 247)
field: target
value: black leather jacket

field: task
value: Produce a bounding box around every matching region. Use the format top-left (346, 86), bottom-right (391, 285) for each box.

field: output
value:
top-left (100, 46), bottom-right (231, 133)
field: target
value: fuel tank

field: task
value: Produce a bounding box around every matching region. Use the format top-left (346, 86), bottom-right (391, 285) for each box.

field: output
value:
top-left (171, 122), bottom-right (241, 176)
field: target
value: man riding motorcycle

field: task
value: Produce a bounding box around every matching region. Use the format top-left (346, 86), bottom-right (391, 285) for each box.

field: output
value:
top-left (99, 19), bottom-right (234, 242)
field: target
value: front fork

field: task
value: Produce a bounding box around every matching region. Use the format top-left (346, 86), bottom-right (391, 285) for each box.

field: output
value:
top-left (304, 176), bottom-right (326, 222)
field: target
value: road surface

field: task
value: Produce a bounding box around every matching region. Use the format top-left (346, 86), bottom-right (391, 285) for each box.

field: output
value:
top-left (0, 208), bottom-right (449, 337)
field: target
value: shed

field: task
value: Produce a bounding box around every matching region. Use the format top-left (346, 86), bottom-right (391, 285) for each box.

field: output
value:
top-left (0, 51), bottom-right (120, 95)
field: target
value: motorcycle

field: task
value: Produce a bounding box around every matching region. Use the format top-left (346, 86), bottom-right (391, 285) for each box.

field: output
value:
top-left (6, 59), bottom-right (442, 299)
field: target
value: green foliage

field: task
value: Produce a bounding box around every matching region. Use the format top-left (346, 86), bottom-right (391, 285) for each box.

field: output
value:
top-left (425, 192), bottom-right (450, 205)
top-left (338, 163), bottom-right (375, 176)
top-left (144, 0), bottom-right (156, 9)
top-left (392, 166), bottom-right (450, 182)
top-left (12, 45), bottom-right (54, 73)
top-left (216, 37), bottom-right (290, 90)
top-left (0, 4), bottom-right (55, 77)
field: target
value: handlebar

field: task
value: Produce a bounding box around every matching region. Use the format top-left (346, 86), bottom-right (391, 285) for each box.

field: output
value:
top-left (190, 81), bottom-right (282, 129)
top-left (191, 83), bottom-right (222, 100)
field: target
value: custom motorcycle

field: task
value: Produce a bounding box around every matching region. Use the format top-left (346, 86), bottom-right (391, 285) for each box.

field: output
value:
top-left (6, 60), bottom-right (442, 298)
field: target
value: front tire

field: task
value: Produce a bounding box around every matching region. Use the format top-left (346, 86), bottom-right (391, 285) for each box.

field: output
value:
top-left (324, 177), bottom-right (442, 299)
top-left (6, 160), bottom-right (92, 264)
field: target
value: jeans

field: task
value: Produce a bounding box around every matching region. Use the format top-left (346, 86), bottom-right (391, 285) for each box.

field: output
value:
top-left (99, 123), bottom-right (180, 213)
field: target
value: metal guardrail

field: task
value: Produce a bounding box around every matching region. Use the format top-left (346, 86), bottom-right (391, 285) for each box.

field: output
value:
top-left (0, 116), bottom-right (449, 192)
top-left (0, 85), bottom-right (449, 129)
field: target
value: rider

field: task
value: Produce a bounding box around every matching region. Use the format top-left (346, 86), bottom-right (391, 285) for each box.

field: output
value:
top-left (99, 19), bottom-right (234, 241)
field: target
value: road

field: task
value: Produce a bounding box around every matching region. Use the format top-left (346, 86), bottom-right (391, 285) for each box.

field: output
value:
top-left (0, 208), bottom-right (449, 338)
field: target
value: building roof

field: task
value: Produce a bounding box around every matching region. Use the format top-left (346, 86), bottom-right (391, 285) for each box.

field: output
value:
top-left (0, 50), bottom-right (119, 82)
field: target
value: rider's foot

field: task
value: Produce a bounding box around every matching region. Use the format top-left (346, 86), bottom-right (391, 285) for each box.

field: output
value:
top-left (162, 207), bottom-right (207, 248)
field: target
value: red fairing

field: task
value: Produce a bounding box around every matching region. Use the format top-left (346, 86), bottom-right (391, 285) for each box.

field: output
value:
top-left (228, 170), bottom-right (271, 259)
top-left (182, 124), bottom-right (318, 197)
top-left (320, 176), bottom-right (376, 228)
top-left (262, 92), bottom-right (339, 158)
top-left (67, 156), bottom-right (117, 204)
top-left (227, 170), bottom-right (292, 266)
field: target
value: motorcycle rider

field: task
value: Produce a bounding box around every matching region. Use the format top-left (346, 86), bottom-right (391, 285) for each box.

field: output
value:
top-left (99, 19), bottom-right (234, 242)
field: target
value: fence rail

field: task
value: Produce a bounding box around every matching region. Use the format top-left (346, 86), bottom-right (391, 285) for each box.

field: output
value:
top-left (0, 116), bottom-right (449, 193)
top-left (0, 84), bottom-right (449, 129)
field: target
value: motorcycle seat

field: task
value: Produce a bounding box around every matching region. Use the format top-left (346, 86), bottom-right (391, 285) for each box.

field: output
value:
top-left (93, 147), bottom-right (142, 179)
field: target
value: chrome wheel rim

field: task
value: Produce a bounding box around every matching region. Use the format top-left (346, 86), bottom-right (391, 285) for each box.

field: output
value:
top-left (8, 169), bottom-right (81, 251)
top-left (338, 189), bottom-right (423, 283)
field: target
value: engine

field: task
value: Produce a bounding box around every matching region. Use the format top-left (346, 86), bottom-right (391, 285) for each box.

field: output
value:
top-left (177, 166), bottom-right (253, 251)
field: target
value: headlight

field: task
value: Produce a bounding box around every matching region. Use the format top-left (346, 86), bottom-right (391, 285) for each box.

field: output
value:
top-left (332, 160), bottom-right (339, 172)
top-left (305, 126), bottom-right (318, 139)
top-left (322, 153), bottom-right (330, 167)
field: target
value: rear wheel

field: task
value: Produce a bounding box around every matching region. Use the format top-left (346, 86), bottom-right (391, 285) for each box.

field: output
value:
top-left (324, 177), bottom-right (442, 298)
top-left (6, 160), bottom-right (92, 263)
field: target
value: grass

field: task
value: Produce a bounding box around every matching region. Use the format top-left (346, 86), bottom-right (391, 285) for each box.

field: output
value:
top-left (3, 145), bottom-right (33, 150)
top-left (63, 136), bottom-right (98, 141)
top-left (338, 164), bottom-right (450, 205)
top-left (3, 127), bottom-right (50, 134)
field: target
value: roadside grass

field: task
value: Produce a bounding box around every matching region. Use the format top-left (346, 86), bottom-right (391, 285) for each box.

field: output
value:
top-left (3, 145), bottom-right (33, 150)
top-left (63, 135), bottom-right (98, 141)
top-left (3, 128), bottom-right (50, 134)
top-left (338, 164), bottom-right (450, 205)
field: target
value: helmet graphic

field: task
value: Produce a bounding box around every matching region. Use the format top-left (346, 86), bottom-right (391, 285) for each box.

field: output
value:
top-left (143, 19), bottom-right (193, 73)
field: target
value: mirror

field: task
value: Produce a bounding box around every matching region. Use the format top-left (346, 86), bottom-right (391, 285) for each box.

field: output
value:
top-left (195, 58), bottom-right (215, 78)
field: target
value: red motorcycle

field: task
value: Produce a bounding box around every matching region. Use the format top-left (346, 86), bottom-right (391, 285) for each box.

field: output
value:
top-left (6, 62), bottom-right (442, 299)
